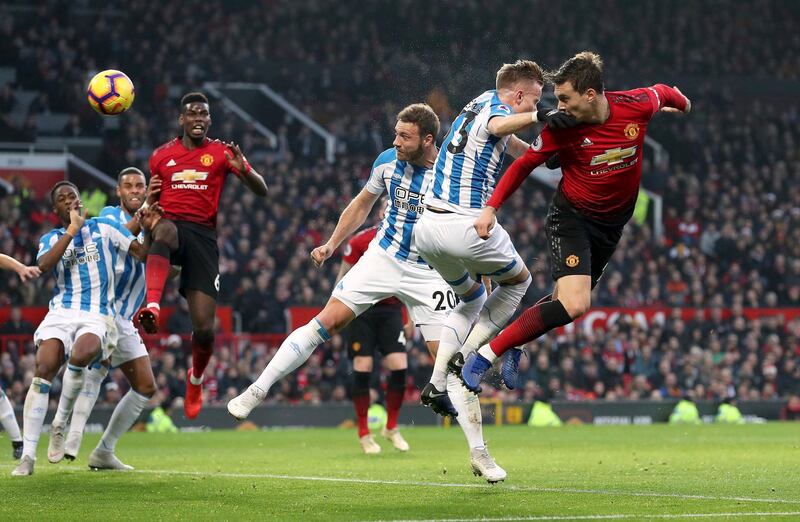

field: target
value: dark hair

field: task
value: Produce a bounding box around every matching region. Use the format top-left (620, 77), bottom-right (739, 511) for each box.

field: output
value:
top-left (118, 166), bottom-right (145, 183)
top-left (550, 51), bottom-right (604, 94)
top-left (49, 180), bottom-right (79, 205)
top-left (495, 60), bottom-right (545, 90)
top-left (397, 103), bottom-right (440, 140)
top-left (180, 92), bottom-right (209, 112)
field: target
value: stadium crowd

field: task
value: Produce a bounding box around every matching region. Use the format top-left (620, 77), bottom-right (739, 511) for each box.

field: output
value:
top-left (0, 0), bottom-right (799, 409)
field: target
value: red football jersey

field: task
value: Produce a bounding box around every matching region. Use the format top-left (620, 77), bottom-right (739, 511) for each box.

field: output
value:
top-left (488, 84), bottom-right (688, 221)
top-left (342, 227), bottom-right (401, 307)
top-left (149, 137), bottom-right (251, 229)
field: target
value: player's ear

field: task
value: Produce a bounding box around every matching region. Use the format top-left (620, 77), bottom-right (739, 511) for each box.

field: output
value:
top-left (585, 88), bottom-right (597, 103)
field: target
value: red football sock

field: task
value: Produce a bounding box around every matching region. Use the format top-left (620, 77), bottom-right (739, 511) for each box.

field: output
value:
top-left (489, 300), bottom-right (573, 356)
top-left (191, 336), bottom-right (214, 379)
top-left (144, 249), bottom-right (171, 307)
top-left (385, 369), bottom-right (406, 430)
top-left (353, 393), bottom-right (370, 437)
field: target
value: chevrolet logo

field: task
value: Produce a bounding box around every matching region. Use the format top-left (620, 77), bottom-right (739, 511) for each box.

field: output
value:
top-left (590, 146), bottom-right (637, 166)
top-left (171, 169), bottom-right (209, 183)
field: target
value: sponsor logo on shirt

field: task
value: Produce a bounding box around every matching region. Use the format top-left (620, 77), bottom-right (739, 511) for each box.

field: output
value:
top-left (171, 169), bottom-right (210, 190)
top-left (589, 146), bottom-right (638, 167)
top-left (63, 242), bottom-right (100, 268)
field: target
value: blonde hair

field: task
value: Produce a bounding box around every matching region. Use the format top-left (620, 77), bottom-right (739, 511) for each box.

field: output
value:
top-left (495, 60), bottom-right (545, 90)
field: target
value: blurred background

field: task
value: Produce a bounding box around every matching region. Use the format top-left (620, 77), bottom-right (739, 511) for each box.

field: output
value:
top-left (0, 0), bottom-right (798, 423)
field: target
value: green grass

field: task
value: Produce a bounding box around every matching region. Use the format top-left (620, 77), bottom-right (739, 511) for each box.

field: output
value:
top-left (2, 423), bottom-right (799, 520)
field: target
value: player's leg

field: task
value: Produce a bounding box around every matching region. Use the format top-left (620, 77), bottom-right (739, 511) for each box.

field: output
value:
top-left (0, 389), bottom-right (22, 459)
top-left (12, 338), bottom-right (65, 476)
top-left (90, 354), bottom-right (154, 470)
top-left (183, 289), bottom-right (216, 419)
top-left (64, 362), bottom-right (108, 460)
top-left (346, 314), bottom-right (380, 453)
top-left (500, 292), bottom-right (553, 390)
top-left (49, 331), bottom-right (103, 462)
top-left (137, 219), bottom-right (179, 333)
top-left (380, 313), bottom-right (409, 451)
top-left (229, 250), bottom-right (397, 420)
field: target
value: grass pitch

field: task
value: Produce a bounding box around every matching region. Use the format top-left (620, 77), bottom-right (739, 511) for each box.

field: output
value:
top-left (1, 423), bottom-right (799, 520)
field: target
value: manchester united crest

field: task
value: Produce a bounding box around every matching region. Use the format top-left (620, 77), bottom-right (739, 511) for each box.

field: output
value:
top-left (200, 153), bottom-right (214, 166)
top-left (566, 255), bottom-right (580, 268)
top-left (624, 123), bottom-right (639, 140)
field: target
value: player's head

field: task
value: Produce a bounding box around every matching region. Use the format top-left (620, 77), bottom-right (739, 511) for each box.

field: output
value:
top-left (117, 167), bottom-right (147, 215)
top-left (49, 180), bottom-right (81, 224)
top-left (495, 60), bottom-right (545, 113)
top-left (179, 92), bottom-right (211, 142)
top-left (393, 103), bottom-right (439, 163)
top-left (551, 51), bottom-right (605, 122)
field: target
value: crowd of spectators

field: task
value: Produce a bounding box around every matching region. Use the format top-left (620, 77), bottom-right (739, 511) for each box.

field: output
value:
top-left (0, 0), bottom-right (799, 409)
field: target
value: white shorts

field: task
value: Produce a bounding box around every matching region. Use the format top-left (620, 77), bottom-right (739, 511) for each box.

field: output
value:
top-left (34, 308), bottom-right (117, 362)
top-left (109, 318), bottom-right (148, 368)
top-left (414, 210), bottom-right (525, 289)
top-left (332, 247), bottom-right (454, 342)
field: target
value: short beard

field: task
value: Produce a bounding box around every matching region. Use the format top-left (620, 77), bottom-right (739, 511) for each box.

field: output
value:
top-left (400, 144), bottom-right (424, 164)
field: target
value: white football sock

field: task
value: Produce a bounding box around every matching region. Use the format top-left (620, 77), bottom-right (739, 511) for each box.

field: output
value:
top-left (21, 378), bottom-right (51, 460)
top-left (0, 391), bottom-right (21, 441)
top-left (98, 390), bottom-right (150, 452)
top-left (52, 364), bottom-right (85, 428)
top-left (67, 365), bottom-right (108, 449)
top-left (447, 373), bottom-right (484, 449)
top-left (461, 275), bottom-right (531, 357)
top-left (430, 288), bottom-right (487, 389)
top-left (252, 319), bottom-right (331, 393)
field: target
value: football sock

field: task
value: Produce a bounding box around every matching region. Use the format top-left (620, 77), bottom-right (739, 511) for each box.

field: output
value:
top-left (0, 391), bottom-right (21, 442)
top-left (21, 378), bottom-right (51, 460)
top-left (67, 365), bottom-right (108, 449)
top-left (483, 299), bottom-right (572, 360)
top-left (190, 332), bottom-right (214, 381)
top-left (460, 275), bottom-right (531, 357)
top-left (143, 243), bottom-right (171, 307)
top-left (429, 287), bottom-right (487, 389)
top-left (252, 319), bottom-right (331, 393)
top-left (447, 373), bottom-right (484, 449)
top-left (352, 371), bottom-right (371, 438)
top-left (385, 369), bottom-right (406, 430)
top-left (98, 390), bottom-right (150, 452)
top-left (52, 365), bottom-right (85, 428)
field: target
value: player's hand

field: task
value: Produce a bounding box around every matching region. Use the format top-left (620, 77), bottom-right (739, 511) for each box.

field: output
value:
top-left (536, 108), bottom-right (579, 129)
top-left (139, 206), bottom-right (162, 231)
top-left (473, 207), bottom-right (497, 240)
top-left (660, 86), bottom-right (691, 114)
top-left (545, 154), bottom-right (561, 169)
top-left (67, 205), bottom-right (87, 236)
top-left (146, 176), bottom-right (162, 205)
top-left (224, 141), bottom-right (247, 176)
top-left (310, 244), bottom-right (334, 268)
top-left (17, 265), bottom-right (41, 282)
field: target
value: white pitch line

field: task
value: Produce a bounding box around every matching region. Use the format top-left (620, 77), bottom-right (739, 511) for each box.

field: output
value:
top-left (369, 514), bottom-right (800, 522)
top-left (128, 469), bottom-right (800, 505)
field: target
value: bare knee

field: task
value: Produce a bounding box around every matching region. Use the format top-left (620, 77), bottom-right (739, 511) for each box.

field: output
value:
top-left (558, 294), bottom-right (591, 319)
top-left (353, 356), bottom-right (373, 373)
top-left (35, 362), bottom-right (60, 382)
top-left (133, 380), bottom-right (156, 398)
top-left (152, 220), bottom-right (179, 250)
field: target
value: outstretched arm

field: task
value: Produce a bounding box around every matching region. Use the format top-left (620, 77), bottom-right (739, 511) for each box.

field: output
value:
top-left (310, 188), bottom-right (381, 267)
top-left (226, 142), bottom-right (267, 197)
top-left (0, 254), bottom-right (41, 282)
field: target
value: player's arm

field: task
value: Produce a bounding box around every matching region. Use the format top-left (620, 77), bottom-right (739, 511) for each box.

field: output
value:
top-left (0, 254), bottom-right (41, 282)
top-left (487, 108), bottom-right (579, 138)
top-left (650, 85), bottom-right (691, 115)
top-left (225, 142), bottom-right (267, 197)
top-left (506, 135), bottom-right (530, 158)
top-left (311, 188), bottom-right (380, 267)
top-left (38, 207), bottom-right (86, 273)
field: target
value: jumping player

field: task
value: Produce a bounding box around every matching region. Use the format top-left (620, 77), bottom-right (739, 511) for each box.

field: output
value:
top-left (228, 104), bottom-right (504, 482)
top-left (463, 51), bottom-right (691, 390)
top-left (136, 92), bottom-right (267, 419)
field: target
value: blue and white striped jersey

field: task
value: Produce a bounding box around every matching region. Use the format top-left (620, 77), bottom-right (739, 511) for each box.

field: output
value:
top-left (364, 148), bottom-right (432, 266)
top-left (99, 206), bottom-right (145, 322)
top-left (428, 90), bottom-right (513, 215)
top-left (37, 217), bottom-right (135, 318)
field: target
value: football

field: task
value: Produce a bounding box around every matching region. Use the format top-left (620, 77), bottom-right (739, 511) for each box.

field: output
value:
top-left (86, 69), bottom-right (135, 115)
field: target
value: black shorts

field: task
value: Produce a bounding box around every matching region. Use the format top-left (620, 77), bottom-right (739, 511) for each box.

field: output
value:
top-left (344, 304), bottom-right (405, 359)
top-left (545, 191), bottom-right (627, 288)
top-left (170, 221), bottom-right (219, 299)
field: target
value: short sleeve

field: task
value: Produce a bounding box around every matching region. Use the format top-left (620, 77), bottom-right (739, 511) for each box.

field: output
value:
top-left (36, 232), bottom-right (59, 261)
top-left (99, 206), bottom-right (119, 221)
top-left (365, 150), bottom-right (395, 195)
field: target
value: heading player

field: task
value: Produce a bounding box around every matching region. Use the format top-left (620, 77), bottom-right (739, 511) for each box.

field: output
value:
top-left (462, 51), bottom-right (691, 390)
top-left (47, 168), bottom-right (161, 470)
top-left (414, 60), bottom-right (578, 420)
top-left (136, 92), bottom-right (267, 419)
top-left (0, 254), bottom-right (40, 459)
top-left (228, 104), bottom-right (503, 482)
top-left (12, 181), bottom-right (157, 476)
